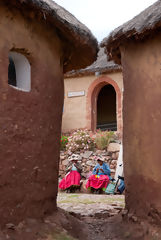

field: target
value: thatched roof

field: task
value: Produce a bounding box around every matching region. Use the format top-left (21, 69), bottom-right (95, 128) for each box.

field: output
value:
top-left (101, 0), bottom-right (161, 64)
top-left (3, 0), bottom-right (98, 72)
top-left (65, 47), bottom-right (121, 78)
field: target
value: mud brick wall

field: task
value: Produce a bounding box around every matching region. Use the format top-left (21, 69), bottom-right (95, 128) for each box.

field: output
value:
top-left (0, 5), bottom-right (64, 225)
top-left (121, 34), bottom-right (161, 222)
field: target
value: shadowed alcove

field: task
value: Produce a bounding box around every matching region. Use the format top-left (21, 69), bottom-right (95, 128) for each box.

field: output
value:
top-left (97, 84), bottom-right (117, 131)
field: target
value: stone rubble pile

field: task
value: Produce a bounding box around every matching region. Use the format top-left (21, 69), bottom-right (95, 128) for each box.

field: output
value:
top-left (59, 142), bottom-right (121, 179)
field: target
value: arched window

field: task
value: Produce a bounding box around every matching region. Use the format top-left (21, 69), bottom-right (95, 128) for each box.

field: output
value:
top-left (8, 57), bottom-right (17, 87)
top-left (8, 52), bottom-right (31, 92)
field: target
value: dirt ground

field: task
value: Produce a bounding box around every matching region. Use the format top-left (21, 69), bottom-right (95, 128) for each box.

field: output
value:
top-left (0, 193), bottom-right (161, 240)
top-left (57, 193), bottom-right (124, 216)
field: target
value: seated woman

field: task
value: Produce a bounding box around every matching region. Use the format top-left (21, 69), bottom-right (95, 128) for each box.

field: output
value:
top-left (86, 155), bottom-right (110, 194)
top-left (59, 154), bottom-right (82, 193)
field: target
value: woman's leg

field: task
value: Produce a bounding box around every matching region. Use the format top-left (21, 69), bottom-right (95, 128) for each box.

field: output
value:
top-left (118, 180), bottom-right (125, 194)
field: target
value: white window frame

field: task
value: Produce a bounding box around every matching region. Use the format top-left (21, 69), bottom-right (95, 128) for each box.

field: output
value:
top-left (8, 52), bottom-right (31, 92)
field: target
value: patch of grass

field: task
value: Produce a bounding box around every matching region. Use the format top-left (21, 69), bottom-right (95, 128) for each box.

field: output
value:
top-left (58, 196), bottom-right (125, 206)
top-left (95, 130), bottom-right (115, 150)
top-left (100, 197), bottom-right (125, 203)
top-left (48, 232), bottom-right (76, 240)
top-left (57, 193), bottom-right (125, 208)
top-left (119, 203), bottom-right (125, 207)
top-left (58, 199), bottom-right (96, 204)
top-left (79, 199), bottom-right (96, 204)
top-left (68, 194), bottom-right (79, 198)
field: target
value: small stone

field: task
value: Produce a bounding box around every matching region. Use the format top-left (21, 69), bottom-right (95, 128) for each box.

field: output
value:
top-left (86, 160), bottom-right (95, 166)
top-left (60, 155), bottom-right (65, 160)
top-left (81, 173), bottom-right (87, 178)
top-left (112, 153), bottom-right (118, 160)
top-left (111, 160), bottom-right (117, 164)
top-left (127, 213), bottom-right (135, 221)
top-left (122, 209), bottom-right (128, 217)
top-left (104, 156), bottom-right (111, 161)
top-left (110, 165), bottom-right (115, 169)
top-left (6, 223), bottom-right (15, 230)
top-left (95, 150), bottom-right (102, 154)
top-left (62, 159), bottom-right (69, 165)
top-left (14, 124), bottom-right (18, 130)
top-left (17, 221), bottom-right (25, 230)
top-left (107, 143), bottom-right (120, 153)
top-left (81, 151), bottom-right (93, 159)
top-left (60, 151), bottom-right (65, 155)
top-left (16, 203), bottom-right (21, 208)
top-left (86, 166), bottom-right (91, 172)
top-left (59, 165), bottom-right (63, 171)
top-left (33, 166), bottom-right (39, 170)
top-left (131, 215), bottom-right (138, 222)
top-left (101, 152), bottom-right (108, 156)
top-left (115, 152), bottom-right (119, 159)
top-left (44, 219), bottom-right (51, 224)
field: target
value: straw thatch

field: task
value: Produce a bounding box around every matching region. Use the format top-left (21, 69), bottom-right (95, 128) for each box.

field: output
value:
top-left (3, 0), bottom-right (98, 72)
top-left (65, 47), bottom-right (121, 78)
top-left (101, 0), bottom-right (161, 64)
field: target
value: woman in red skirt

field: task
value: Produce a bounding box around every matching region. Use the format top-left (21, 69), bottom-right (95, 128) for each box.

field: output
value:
top-left (59, 154), bottom-right (82, 193)
top-left (86, 155), bottom-right (110, 194)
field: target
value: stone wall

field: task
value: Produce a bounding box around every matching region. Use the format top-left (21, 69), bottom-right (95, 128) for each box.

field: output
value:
top-left (59, 142), bottom-right (121, 181)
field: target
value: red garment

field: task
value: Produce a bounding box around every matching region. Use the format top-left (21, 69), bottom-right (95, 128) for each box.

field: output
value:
top-left (86, 174), bottom-right (110, 189)
top-left (59, 170), bottom-right (81, 190)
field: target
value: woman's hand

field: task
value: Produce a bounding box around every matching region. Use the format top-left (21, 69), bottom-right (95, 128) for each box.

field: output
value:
top-left (100, 169), bottom-right (104, 173)
top-left (96, 168), bottom-right (99, 173)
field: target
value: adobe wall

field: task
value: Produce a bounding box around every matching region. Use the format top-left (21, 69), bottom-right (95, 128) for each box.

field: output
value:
top-left (62, 72), bottom-right (123, 133)
top-left (121, 33), bottom-right (161, 222)
top-left (0, 5), bottom-right (64, 224)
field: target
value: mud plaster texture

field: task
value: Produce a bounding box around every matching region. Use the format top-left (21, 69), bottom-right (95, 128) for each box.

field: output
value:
top-left (0, 5), bottom-right (64, 225)
top-left (121, 33), bottom-right (161, 223)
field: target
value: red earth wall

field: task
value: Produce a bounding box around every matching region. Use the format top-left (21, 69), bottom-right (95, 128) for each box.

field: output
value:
top-left (0, 5), bottom-right (64, 225)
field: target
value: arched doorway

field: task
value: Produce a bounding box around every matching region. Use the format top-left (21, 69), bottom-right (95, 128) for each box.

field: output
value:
top-left (97, 84), bottom-right (117, 131)
top-left (86, 76), bottom-right (122, 133)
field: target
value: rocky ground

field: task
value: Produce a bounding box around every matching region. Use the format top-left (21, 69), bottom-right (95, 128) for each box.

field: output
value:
top-left (0, 193), bottom-right (161, 240)
top-left (57, 193), bottom-right (124, 217)
top-left (57, 193), bottom-right (161, 240)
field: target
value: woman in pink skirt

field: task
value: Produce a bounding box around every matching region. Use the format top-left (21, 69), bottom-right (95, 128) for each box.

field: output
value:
top-left (86, 155), bottom-right (110, 194)
top-left (59, 154), bottom-right (82, 193)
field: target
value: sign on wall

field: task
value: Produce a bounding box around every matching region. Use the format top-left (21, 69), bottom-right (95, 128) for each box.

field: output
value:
top-left (68, 90), bottom-right (85, 98)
